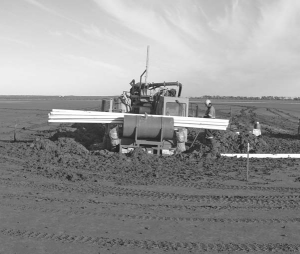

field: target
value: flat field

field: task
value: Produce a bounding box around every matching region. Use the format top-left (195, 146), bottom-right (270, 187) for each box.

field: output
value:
top-left (1, 97), bottom-right (300, 254)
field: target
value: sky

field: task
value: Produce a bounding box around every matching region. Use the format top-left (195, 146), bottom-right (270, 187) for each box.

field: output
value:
top-left (0, 0), bottom-right (300, 97)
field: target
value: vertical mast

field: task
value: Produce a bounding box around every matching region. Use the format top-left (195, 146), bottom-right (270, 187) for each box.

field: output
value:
top-left (144, 45), bottom-right (150, 95)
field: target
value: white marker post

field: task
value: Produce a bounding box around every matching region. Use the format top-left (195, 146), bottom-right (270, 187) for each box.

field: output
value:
top-left (246, 143), bottom-right (250, 181)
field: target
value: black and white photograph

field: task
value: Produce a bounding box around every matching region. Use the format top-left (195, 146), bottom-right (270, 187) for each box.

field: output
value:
top-left (1, 0), bottom-right (300, 253)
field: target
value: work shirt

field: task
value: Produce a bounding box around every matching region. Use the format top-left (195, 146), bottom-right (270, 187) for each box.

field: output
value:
top-left (204, 105), bottom-right (216, 119)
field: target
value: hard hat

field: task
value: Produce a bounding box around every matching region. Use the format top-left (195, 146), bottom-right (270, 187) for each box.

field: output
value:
top-left (205, 99), bottom-right (212, 106)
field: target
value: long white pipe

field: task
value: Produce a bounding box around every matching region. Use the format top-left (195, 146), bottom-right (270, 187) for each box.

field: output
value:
top-left (48, 121), bottom-right (228, 129)
top-left (49, 116), bottom-right (125, 120)
top-left (49, 120), bottom-right (123, 124)
top-left (48, 119), bottom-right (227, 130)
top-left (221, 154), bottom-right (300, 158)
top-left (48, 109), bottom-right (229, 130)
top-left (49, 113), bottom-right (228, 124)
top-left (48, 117), bottom-right (228, 126)
top-left (50, 110), bottom-right (229, 123)
top-left (48, 117), bottom-right (227, 126)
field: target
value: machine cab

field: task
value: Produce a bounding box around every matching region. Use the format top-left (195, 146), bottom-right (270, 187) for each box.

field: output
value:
top-left (128, 81), bottom-right (189, 117)
top-left (155, 96), bottom-right (189, 117)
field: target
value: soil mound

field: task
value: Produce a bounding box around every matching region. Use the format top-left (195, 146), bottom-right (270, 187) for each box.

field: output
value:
top-left (189, 130), bottom-right (300, 154)
top-left (2, 103), bottom-right (300, 185)
top-left (263, 136), bottom-right (300, 153)
top-left (31, 137), bottom-right (89, 158)
top-left (31, 138), bottom-right (57, 152)
top-left (1, 136), bottom-right (300, 185)
top-left (21, 138), bottom-right (89, 182)
top-left (50, 123), bottom-right (106, 149)
top-left (215, 131), bottom-right (269, 153)
top-left (55, 137), bottom-right (89, 156)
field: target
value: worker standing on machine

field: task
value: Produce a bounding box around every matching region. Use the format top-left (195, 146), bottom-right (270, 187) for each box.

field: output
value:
top-left (203, 99), bottom-right (216, 134)
top-left (203, 99), bottom-right (216, 155)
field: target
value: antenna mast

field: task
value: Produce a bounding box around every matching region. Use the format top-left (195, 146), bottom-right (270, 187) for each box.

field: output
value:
top-left (144, 45), bottom-right (150, 94)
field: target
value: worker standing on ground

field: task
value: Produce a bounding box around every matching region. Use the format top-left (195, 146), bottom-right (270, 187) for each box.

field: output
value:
top-left (203, 99), bottom-right (217, 155)
top-left (253, 121), bottom-right (262, 136)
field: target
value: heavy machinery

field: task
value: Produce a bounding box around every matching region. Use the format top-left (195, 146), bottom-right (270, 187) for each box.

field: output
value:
top-left (105, 81), bottom-right (189, 155)
top-left (115, 81), bottom-right (188, 116)
top-left (104, 46), bottom-right (189, 155)
top-left (48, 47), bottom-right (229, 155)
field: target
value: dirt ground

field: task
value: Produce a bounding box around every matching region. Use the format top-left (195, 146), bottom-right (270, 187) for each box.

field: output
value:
top-left (1, 98), bottom-right (300, 253)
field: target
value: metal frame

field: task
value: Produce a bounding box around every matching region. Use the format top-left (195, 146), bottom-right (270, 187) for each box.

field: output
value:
top-left (119, 125), bottom-right (164, 155)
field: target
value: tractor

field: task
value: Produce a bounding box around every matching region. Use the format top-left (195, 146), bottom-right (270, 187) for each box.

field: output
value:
top-left (104, 79), bottom-right (189, 155)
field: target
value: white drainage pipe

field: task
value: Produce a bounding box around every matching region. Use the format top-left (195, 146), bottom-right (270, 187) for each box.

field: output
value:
top-left (221, 154), bottom-right (300, 158)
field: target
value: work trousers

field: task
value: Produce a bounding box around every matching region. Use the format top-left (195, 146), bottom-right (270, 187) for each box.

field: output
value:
top-left (205, 129), bottom-right (215, 139)
top-left (205, 138), bottom-right (217, 154)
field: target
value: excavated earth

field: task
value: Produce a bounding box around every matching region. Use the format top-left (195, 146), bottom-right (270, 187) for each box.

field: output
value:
top-left (1, 99), bottom-right (300, 254)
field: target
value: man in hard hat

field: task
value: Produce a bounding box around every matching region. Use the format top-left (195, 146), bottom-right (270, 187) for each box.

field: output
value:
top-left (203, 99), bottom-right (217, 156)
top-left (203, 99), bottom-right (216, 135)
top-left (253, 121), bottom-right (261, 136)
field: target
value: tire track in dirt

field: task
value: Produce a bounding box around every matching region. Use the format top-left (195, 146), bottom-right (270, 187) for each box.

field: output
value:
top-left (2, 178), bottom-right (300, 206)
top-left (1, 227), bottom-right (300, 252)
top-left (0, 154), bottom-right (25, 162)
top-left (2, 193), bottom-right (300, 211)
top-left (267, 108), bottom-right (286, 118)
top-left (275, 108), bottom-right (299, 121)
top-left (267, 108), bottom-right (298, 121)
top-left (3, 192), bottom-right (300, 204)
top-left (2, 179), bottom-right (300, 206)
top-left (125, 178), bottom-right (300, 193)
top-left (3, 158), bottom-right (300, 195)
top-left (2, 202), bottom-right (300, 224)
top-left (4, 165), bottom-right (300, 195)
top-left (3, 169), bottom-right (300, 195)
top-left (0, 155), bottom-right (108, 182)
